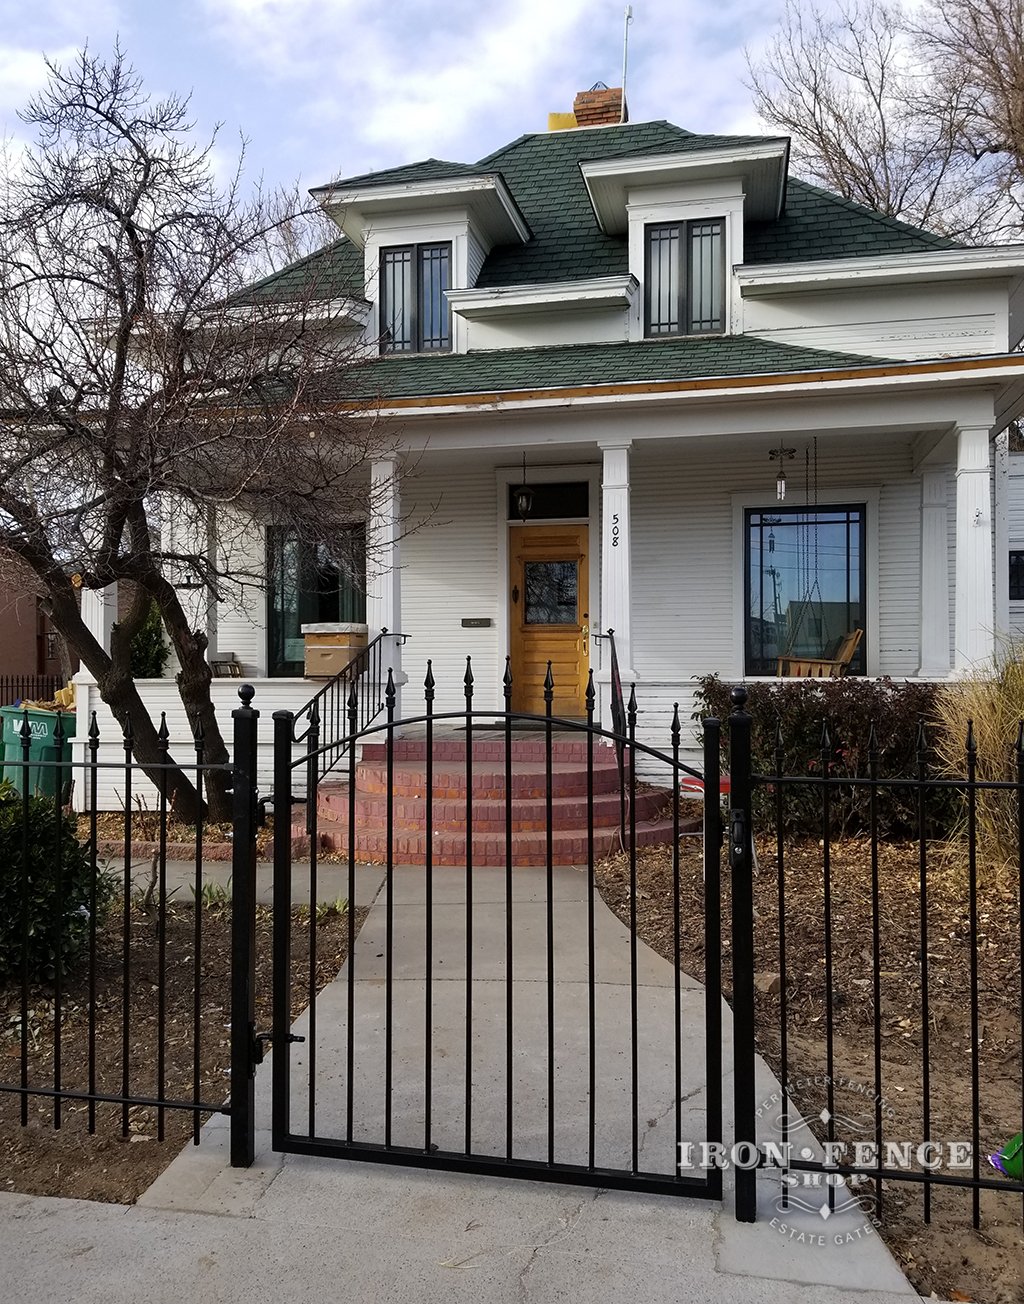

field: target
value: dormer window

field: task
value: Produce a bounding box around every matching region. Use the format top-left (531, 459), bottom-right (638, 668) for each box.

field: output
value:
top-left (644, 219), bottom-right (724, 337)
top-left (380, 242), bottom-right (451, 353)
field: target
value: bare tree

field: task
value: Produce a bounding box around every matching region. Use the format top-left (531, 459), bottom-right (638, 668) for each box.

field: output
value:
top-left (0, 47), bottom-right (392, 821)
top-left (747, 0), bottom-right (1017, 242)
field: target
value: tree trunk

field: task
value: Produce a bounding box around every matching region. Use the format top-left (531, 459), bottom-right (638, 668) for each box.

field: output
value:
top-left (143, 575), bottom-right (235, 823)
top-left (48, 586), bottom-right (207, 824)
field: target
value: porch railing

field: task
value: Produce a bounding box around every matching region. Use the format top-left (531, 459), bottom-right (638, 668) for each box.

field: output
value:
top-left (292, 628), bottom-right (406, 799)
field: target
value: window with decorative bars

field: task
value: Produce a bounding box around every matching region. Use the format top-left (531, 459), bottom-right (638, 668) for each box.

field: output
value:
top-left (379, 243), bottom-right (451, 353)
top-left (644, 219), bottom-right (725, 337)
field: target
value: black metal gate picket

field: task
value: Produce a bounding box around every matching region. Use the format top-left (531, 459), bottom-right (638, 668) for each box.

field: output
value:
top-left (257, 660), bottom-right (725, 1200)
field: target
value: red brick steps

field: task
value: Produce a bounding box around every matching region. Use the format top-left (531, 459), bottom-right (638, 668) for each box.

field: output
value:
top-left (290, 735), bottom-right (698, 866)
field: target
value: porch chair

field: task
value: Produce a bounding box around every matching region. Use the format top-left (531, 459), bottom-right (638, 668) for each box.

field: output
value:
top-left (776, 628), bottom-right (863, 679)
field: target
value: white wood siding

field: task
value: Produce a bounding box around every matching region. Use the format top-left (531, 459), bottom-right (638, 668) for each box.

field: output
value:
top-left (465, 308), bottom-right (629, 352)
top-left (70, 677), bottom-right (315, 811)
top-left (628, 439), bottom-right (924, 766)
top-left (400, 466), bottom-right (502, 714)
top-left (742, 281), bottom-right (1006, 361)
top-left (214, 512), bottom-right (269, 677)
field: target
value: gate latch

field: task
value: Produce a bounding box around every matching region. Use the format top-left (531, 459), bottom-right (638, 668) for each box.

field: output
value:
top-left (253, 1029), bottom-right (305, 1066)
top-left (728, 807), bottom-right (747, 868)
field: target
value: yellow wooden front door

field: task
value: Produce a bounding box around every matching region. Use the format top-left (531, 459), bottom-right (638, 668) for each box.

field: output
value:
top-left (509, 524), bottom-right (590, 716)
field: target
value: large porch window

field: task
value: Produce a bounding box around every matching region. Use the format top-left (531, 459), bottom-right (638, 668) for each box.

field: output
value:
top-left (745, 506), bottom-right (866, 676)
top-left (267, 526), bottom-right (366, 677)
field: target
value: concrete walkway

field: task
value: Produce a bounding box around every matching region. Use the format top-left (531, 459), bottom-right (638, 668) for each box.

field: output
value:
top-left (1, 866), bottom-right (920, 1303)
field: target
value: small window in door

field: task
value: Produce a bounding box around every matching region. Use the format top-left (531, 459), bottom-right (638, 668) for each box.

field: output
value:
top-left (524, 560), bottom-right (577, 624)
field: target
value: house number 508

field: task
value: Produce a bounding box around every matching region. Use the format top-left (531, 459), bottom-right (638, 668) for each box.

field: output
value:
top-left (611, 513), bottom-right (620, 547)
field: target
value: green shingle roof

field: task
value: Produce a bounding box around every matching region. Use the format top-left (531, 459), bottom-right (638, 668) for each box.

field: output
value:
top-left (327, 336), bottom-right (894, 402)
top-left (745, 178), bottom-right (961, 263)
top-left (227, 238), bottom-right (365, 305)
top-left (234, 120), bottom-right (965, 314)
top-left (475, 121), bottom-right (789, 287)
top-left (322, 158), bottom-right (490, 189)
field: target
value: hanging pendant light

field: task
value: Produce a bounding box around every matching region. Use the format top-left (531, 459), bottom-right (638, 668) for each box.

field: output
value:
top-left (768, 441), bottom-right (795, 502)
top-left (514, 451), bottom-right (534, 522)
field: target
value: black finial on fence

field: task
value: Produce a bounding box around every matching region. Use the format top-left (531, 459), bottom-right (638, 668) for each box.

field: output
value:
top-left (671, 702), bottom-right (681, 746)
top-left (730, 685), bottom-right (748, 712)
top-left (309, 698), bottom-right (321, 732)
top-left (966, 718), bottom-right (976, 757)
top-left (122, 712), bottom-right (133, 745)
top-left (916, 716), bottom-right (928, 766)
top-left (543, 662), bottom-right (554, 704)
top-left (237, 683), bottom-right (255, 709)
top-left (464, 655), bottom-right (474, 698)
top-left (1016, 719), bottom-right (1024, 757)
top-left (88, 711), bottom-right (99, 743)
top-left (347, 675), bottom-right (358, 714)
top-left (53, 710), bottom-right (65, 746)
top-left (158, 712), bottom-right (169, 747)
top-left (424, 660), bottom-right (436, 701)
top-left (18, 711), bottom-right (30, 745)
top-left (193, 715), bottom-right (205, 746)
top-left (585, 669), bottom-right (596, 717)
top-left (627, 683), bottom-right (637, 722)
top-left (385, 666), bottom-right (396, 715)
top-left (773, 719), bottom-right (784, 752)
top-left (820, 719), bottom-right (831, 751)
top-left (503, 656), bottom-right (513, 701)
top-left (867, 720), bottom-right (878, 759)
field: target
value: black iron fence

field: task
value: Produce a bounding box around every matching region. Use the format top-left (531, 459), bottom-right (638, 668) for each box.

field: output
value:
top-left (0, 673), bottom-right (63, 706)
top-left (267, 659), bottom-right (723, 1199)
top-left (726, 686), bottom-right (1024, 1230)
top-left (0, 694), bottom-right (258, 1162)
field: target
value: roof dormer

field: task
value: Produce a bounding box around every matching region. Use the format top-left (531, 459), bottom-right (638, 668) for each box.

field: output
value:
top-left (310, 161), bottom-right (530, 353)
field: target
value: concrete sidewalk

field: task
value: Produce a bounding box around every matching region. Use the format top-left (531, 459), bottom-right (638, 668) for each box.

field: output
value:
top-left (2, 866), bottom-right (920, 1304)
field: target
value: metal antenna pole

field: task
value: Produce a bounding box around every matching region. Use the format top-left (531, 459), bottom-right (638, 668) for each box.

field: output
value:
top-left (620, 6), bottom-right (633, 123)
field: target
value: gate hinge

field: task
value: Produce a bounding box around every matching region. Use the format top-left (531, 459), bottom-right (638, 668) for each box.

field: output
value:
top-left (253, 1029), bottom-right (305, 1066)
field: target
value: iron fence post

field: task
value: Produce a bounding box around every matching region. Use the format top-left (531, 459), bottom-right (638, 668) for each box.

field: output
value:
top-left (728, 686), bottom-right (758, 1223)
top-left (230, 684), bottom-right (260, 1168)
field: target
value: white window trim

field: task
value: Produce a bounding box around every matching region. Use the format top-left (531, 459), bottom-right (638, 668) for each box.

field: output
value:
top-left (730, 487), bottom-right (880, 680)
top-left (627, 182), bottom-right (744, 342)
top-left (364, 212), bottom-right (473, 353)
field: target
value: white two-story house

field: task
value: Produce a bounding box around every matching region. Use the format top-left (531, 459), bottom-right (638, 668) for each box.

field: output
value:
top-left (74, 85), bottom-right (1024, 793)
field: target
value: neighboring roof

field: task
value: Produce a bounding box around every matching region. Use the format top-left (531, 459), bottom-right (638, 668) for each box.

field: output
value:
top-left (327, 336), bottom-right (894, 402)
top-left (319, 158), bottom-right (491, 189)
top-left (745, 178), bottom-right (962, 263)
top-left (226, 238), bottom-right (365, 306)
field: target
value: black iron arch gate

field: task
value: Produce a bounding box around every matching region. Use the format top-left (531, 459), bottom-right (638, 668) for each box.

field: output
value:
top-left (242, 663), bottom-right (727, 1203)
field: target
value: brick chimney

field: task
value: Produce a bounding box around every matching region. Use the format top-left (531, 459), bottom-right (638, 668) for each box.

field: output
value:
top-left (572, 84), bottom-right (627, 127)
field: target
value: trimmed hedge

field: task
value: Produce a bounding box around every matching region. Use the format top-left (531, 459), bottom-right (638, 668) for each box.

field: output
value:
top-left (694, 675), bottom-right (961, 839)
top-left (0, 782), bottom-right (116, 983)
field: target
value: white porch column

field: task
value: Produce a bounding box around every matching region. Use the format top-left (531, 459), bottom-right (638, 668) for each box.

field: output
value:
top-left (598, 440), bottom-right (635, 719)
top-left (79, 584), bottom-right (118, 664)
top-left (366, 457), bottom-right (406, 716)
top-left (918, 470), bottom-right (952, 677)
top-left (954, 425), bottom-right (995, 671)
top-left (994, 429), bottom-right (1010, 646)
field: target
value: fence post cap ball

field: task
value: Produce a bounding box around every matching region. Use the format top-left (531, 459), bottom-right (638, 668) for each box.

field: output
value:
top-left (730, 685), bottom-right (749, 711)
top-left (237, 683), bottom-right (256, 708)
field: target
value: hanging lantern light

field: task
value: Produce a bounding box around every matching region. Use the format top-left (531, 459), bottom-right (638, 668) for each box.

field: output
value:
top-left (514, 451), bottom-right (534, 522)
top-left (769, 441), bottom-right (795, 502)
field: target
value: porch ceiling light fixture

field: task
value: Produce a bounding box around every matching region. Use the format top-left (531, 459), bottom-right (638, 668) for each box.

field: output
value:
top-left (768, 441), bottom-right (796, 502)
top-left (514, 452), bottom-right (534, 522)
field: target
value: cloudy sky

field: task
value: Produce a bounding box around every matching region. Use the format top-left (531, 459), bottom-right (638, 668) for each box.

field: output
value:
top-left (0, 0), bottom-right (788, 193)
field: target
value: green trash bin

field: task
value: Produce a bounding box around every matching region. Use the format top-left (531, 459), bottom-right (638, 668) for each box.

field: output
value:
top-left (0, 706), bottom-right (76, 800)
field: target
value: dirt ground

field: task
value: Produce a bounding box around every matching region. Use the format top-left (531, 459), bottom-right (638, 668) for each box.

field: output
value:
top-left (595, 837), bottom-right (1024, 1304)
top-left (1, 899), bottom-right (366, 1203)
